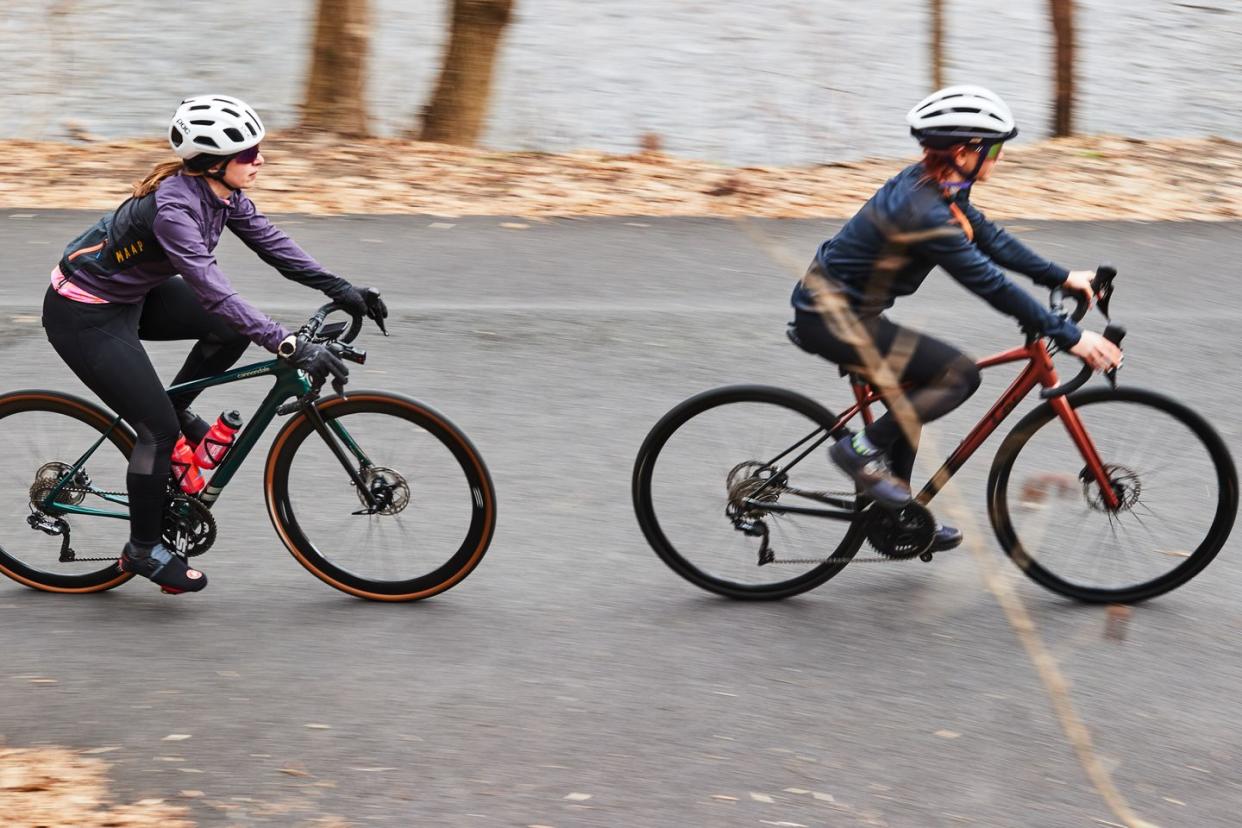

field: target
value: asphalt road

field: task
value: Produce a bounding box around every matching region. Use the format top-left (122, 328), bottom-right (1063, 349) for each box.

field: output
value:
top-left (2, 212), bottom-right (1240, 827)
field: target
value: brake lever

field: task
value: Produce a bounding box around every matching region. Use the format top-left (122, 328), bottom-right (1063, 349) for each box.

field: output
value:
top-left (1102, 322), bottom-right (1126, 389)
top-left (363, 287), bottom-right (389, 337)
top-left (1093, 264), bottom-right (1117, 320)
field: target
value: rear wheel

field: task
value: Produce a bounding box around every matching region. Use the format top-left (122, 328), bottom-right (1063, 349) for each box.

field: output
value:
top-left (988, 387), bottom-right (1237, 603)
top-left (633, 385), bottom-right (866, 600)
top-left (0, 391), bottom-right (135, 593)
top-left (265, 392), bottom-right (497, 601)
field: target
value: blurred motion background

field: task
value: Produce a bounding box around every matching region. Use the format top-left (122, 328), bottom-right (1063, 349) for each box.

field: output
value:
top-left (2, 0), bottom-right (1240, 163)
top-left (3, 3), bottom-right (1242, 827)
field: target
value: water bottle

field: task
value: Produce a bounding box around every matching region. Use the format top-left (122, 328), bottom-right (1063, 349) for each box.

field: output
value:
top-left (170, 436), bottom-right (206, 495)
top-left (193, 410), bottom-right (244, 469)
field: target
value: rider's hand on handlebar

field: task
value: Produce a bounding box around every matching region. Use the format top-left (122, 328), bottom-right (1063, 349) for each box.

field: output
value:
top-left (1063, 270), bottom-right (1096, 308)
top-left (283, 337), bottom-right (350, 394)
top-left (333, 283), bottom-right (389, 328)
top-left (1069, 330), bottom-right (1123, 373)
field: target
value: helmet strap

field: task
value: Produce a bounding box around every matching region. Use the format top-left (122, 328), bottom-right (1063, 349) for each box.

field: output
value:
top-left (948, 144), bottom-right (989, 182)
top-left (205, 159), bottom-right (238, 191)
top-left (186, 154), bottom-right (239, 190)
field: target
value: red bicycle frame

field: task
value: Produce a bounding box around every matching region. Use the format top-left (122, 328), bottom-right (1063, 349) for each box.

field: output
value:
top-left (831, 338), bottom-right (1121, 510)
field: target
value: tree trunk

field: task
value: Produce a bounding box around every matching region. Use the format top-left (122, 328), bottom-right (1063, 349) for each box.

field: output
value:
top-left (1049, 0), bottom-right (1075, 136)
top-left (419, 0), bottom-right (515, 145)
top-left (301, 0), bottom-right (371, 136)
top-left (930, 0), bottom-right (944, 90)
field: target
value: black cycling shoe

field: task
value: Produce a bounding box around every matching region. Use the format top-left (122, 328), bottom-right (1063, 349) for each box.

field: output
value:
top-left (829, 437), bottom-right (913, 510)
top-left (119, 542), bottom-right (207, 594)
top-left (930, 523), bottom-right (963, 551)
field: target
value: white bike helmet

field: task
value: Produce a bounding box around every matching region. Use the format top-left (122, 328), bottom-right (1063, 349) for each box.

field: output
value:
top-left (168, 95), bottom-right (265, 166)
top-left (906, 85), bottom-right (1018, 149)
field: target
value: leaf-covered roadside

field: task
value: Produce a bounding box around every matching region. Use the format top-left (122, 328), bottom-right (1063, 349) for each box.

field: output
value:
top-left (0, 747), bottom-right (192, 827)
top-left (1, 135), bottom-right (1238, 220)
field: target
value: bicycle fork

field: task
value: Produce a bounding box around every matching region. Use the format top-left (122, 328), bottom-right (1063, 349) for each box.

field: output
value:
top-left (301, 402), bottom-right (383, 513)
top-left (1049, 396), bottom-right (1123, 511)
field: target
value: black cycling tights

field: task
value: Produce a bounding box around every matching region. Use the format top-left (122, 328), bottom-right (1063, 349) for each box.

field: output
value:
top-left (42, 278), bottom-right (250, 546)
top-left (792, 308), bottom-right (981, 483)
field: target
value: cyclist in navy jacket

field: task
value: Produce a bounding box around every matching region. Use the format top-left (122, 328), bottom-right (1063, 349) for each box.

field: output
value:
top-left (789, 86), bottom-right (1121, 551)
top-left (43, 95), bottom-right (388, 593)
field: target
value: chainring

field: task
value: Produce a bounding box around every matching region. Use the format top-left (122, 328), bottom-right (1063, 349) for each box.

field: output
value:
top-left (354, 466), bottom-right (411, 516)
top-left (162, 491), bottom-right (217, 557)
top-left (864, 502), bottom-right (936, 559)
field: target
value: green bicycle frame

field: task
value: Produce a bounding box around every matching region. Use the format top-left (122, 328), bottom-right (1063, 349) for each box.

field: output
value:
top-left (42, 357), bottom-right (370, 521)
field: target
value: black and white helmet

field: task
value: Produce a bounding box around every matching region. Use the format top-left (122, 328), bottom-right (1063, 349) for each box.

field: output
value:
top-left (907, 85), bottom-right (1018, 149)
top-left (168, 95), bottom-right (265, 161)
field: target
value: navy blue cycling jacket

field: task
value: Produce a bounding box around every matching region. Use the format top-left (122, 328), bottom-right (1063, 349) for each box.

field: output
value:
top-left (791, 162), bottom-right (1081, 349)
top-left (57, 173), bottom-right (351, 351)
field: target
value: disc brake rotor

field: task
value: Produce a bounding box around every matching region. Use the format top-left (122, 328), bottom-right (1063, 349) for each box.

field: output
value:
top-left (1081, 464), bottom-right (1141, 513)
top-left (355, 466), bottom-right (411, 516)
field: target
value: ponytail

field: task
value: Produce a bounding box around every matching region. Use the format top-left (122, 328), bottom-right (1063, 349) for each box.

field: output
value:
top-left (918, 148), bottom-right (961, 186)
top-left (132, 160), bottom-right (197, 197)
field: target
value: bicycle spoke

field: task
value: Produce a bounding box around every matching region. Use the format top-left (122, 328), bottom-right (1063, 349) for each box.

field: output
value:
top-left (635, 387), bottom-right (864, 599)
top-left (275, 403), bottom-right (491, 595)
top-left (995, 390), bottom-right (1234, 602)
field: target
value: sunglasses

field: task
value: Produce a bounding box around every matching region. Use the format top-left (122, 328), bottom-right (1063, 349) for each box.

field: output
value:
top-left (232, 144), bottom-right (262, 165)
top-left (983, 142), bottom-right (1003, 160)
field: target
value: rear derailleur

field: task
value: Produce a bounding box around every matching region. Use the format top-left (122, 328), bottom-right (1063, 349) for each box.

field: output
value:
top-left (27, 511), bottom-right (77, 562)
top-left (733, 516), bottom-right (774, 565)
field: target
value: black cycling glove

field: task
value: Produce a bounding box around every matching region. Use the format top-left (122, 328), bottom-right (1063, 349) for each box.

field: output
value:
top-left (283, 337), bottom-right (349, 394)
top-left (332, 283), bottom-right (388, 327)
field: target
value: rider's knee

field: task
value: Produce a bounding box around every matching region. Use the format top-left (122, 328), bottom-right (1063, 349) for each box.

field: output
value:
top-left (948, 357), bottom-right (982, 402)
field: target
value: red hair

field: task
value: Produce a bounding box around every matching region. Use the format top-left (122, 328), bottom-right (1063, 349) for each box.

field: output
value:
top-left (919, 147), bottom-right (965, 186)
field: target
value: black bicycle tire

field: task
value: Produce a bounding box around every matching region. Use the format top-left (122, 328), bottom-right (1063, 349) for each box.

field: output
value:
top-left (987, 386), bottom-right (1238, 604)
top-left (264, 391), bottom-right (497, 601)
top-left (0, 390), bottom-right (137, 594)
top-left (632, 384), bottom-right (866, 600)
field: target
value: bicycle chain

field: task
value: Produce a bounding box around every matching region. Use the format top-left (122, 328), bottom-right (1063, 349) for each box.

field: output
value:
top-left (33, 486), bottom-right (214, 562)
top-left (768, 553), bottom-right (926, 565)
top-left (28, 486), bottom-right (127, 562)
top-left (760, 496), bottom-right (936, 565)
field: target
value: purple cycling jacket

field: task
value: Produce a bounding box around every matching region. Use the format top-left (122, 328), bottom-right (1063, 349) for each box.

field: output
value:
top-left (57, 173), bottom-right (350, 351)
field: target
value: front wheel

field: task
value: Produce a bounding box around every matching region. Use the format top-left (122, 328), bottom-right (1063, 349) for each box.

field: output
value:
top-left (988, 387), bottom-right (1238, 603)
top-left (265, 392), bottom-right (497, 601)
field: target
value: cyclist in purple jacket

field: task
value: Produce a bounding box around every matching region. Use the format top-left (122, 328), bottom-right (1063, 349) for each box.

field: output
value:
top-left (43, 94), bottom-right (388, 594)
